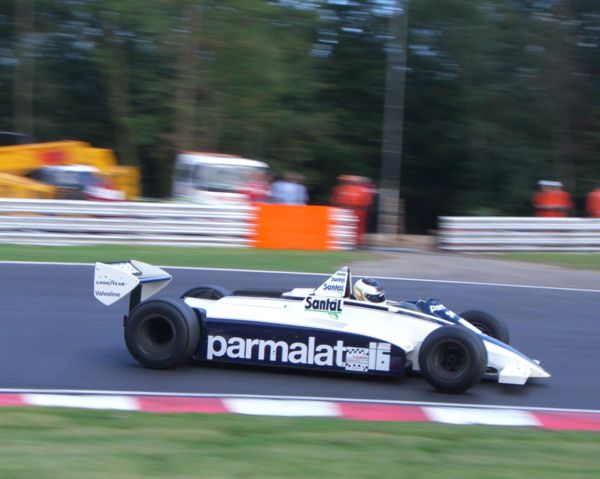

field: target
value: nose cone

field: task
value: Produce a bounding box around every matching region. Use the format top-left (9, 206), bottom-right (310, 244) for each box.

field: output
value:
top-left (530, 363), bottom-right (551, 378)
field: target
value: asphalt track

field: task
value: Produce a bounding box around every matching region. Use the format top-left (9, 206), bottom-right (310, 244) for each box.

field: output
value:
top-left (1, 262), bottom-right (598, 411)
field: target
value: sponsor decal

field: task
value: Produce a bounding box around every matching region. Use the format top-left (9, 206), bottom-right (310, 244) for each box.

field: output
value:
top-left (94, 290), bottom-right (122, 298)
top-left (315, 269), bottom-right (349, 298)
top-left (429, 303), bottom-right (446, 313)
top-left (323, 284), bottom-right (344, 292)
top-left (95, 279), bottom-right (127, 287)
top-left (304, 296), bottom-right (343, 319)
top-left (206, 335), bottom-right (391, 372)
top-left (424, 300), bottom-right (461, 321)
top-left (94, 278), bottom-right (127, 299)
top-left (93, 262), bottom-right (139, 306)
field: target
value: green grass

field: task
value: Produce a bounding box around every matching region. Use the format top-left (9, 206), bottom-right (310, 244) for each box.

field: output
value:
top-left (0, 244), bottom-right (374, 273)
top-left (500, 253), bottom-right (600, 271)
top-left (0, 408), bottom-right (598, 479)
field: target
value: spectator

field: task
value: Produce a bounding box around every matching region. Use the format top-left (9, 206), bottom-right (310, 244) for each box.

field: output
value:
top-left (269, 172), bottom-right (308, 205)
top-left (331, 175), bottom-right (374, 245)
top-left (586, 186), bottom-right (600, 218)
top-left (532, 180), bottom-right (573, 217)
top-left (269, 172), bottom-right (291, 204)
top-left (289, 172), bottom-right (309, 205)
top-left (242, 170), bottom-right (269, 203)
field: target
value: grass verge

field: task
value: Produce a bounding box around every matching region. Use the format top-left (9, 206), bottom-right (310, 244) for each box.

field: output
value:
top-left (0, 244), bottom-right (374, 273)
top-left (0, 408), bottom-right (598, 479)
top-left (500, 252), bottom-right (600, 271)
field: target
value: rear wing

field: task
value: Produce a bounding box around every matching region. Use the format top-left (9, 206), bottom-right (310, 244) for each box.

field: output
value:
top-left (94, 260), bottom-right (172, 311)
top-left (314, 266), bottom-right (352, 298)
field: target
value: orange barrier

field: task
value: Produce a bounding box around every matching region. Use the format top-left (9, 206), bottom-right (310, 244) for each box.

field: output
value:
top-left (253, 204), bottom-right (334, 250)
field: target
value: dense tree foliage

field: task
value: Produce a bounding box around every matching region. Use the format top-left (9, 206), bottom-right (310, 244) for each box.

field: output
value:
top-left (403, 0), bottom-right (600, 229)
top-left (1, 0), bottom-right (600, 232)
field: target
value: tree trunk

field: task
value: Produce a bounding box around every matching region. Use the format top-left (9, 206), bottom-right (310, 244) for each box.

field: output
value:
top-left (173, 2), bottom-right (203, 152)
top-left (100, 18), bottom-right (137, 167)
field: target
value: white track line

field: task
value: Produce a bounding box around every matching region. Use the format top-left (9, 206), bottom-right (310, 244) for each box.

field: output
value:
top-left (2, 261), bottom-right (600, 293)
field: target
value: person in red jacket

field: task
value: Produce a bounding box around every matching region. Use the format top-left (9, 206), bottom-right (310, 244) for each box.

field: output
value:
top-left (331, 175), bottom-right (374, 245)
top-left (532, 180), bottom-right (573, 217)
top-left (242, 171), bottom-right (270, 203)
top-left (586, 187), bottom-right (600, 218)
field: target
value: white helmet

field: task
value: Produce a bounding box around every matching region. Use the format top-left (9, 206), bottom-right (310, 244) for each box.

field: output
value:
top-left (353, 278), bottom-right (385, 303)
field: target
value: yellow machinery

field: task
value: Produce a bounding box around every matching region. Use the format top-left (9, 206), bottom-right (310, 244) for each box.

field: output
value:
top-left (0, 141), bottom-right (140, 200)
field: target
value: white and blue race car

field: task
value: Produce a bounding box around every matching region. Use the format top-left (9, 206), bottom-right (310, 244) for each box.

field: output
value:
top-left (94, 260), bottom-right (550, 394)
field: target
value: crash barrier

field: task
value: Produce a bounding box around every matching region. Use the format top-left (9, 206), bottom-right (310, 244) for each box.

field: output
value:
top-left (253, 204), bottom-right (357, 250)
top-left (0, 199), bottom-right (357, 249)
top-left (438, 216), bottom-right (600, 251)
top-left (0, 199), bottom-right (256, 247)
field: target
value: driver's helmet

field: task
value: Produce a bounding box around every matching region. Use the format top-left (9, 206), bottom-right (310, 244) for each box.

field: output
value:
top-left (353, 278), bottom-right (385, 303)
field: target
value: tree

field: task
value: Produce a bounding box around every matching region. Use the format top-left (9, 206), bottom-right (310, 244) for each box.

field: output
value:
top-left (3, 0), bottom-right (600, 228)
top-left (12, 0), bottom-right (35, 136)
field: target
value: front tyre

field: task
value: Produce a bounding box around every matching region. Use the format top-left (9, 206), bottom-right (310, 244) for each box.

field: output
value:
top-left (125, 298), bottom-right (200, 369)
top-left (460, 310), bottom-right (510, 344)
top-left (419, 326), bottom-right (487, 394)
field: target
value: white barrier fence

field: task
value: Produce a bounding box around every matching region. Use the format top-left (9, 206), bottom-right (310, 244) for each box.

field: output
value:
top-left (0, 199), bottom-right (257, 247)
top-left (328, 208), bottom-right (359, 250)
top-left (438, 216), bottom-right (600, 251)
top-left (0, 199), bottom-right (357, 249)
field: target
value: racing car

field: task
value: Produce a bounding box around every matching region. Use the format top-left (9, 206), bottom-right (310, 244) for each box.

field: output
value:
top-left (94, 260), bottom-right (550, 394)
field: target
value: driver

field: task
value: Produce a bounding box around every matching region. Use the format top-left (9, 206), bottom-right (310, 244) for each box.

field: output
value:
top-left (352, 278), bottom-right (386, 303)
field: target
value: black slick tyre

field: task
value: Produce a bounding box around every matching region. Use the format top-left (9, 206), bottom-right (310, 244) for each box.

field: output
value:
top-left (180, 285), bottom-right (231, 300)
top-left (419, 326), bottom-right (487, 394)
top-left (125, 298), bottom-right (200, 369)
top-left (460, 310), bottom-right (510, 344)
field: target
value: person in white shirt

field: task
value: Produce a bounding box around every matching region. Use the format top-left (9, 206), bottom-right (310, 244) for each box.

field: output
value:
top-left (270, 172), bottom-right (308, 205)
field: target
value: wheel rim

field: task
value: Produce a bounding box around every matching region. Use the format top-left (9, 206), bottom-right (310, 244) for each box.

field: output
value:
top-left (138, 315), bottom-right (175, 355)
top-left (430, 340), bottom-right (468, 379)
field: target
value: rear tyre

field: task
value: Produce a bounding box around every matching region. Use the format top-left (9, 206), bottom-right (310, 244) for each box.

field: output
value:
top-left (180, 285), bottom-right (230, 300)
top-left (460, 310), bottom-right (510, 344)
top-left (419, 326), bottom-right (487, 394)
top-left (125, 298), bottom-right (200, 369)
